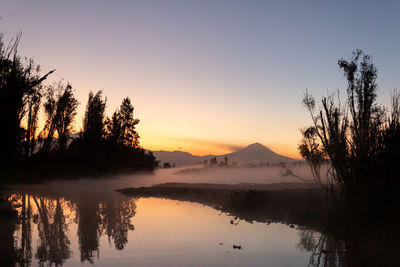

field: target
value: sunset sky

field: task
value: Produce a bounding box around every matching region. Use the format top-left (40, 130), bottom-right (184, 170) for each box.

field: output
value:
top-left (1, 1), bottom-right (400, 158)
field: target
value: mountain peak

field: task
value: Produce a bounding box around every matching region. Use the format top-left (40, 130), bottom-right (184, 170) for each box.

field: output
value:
top-left (247, 142), bottom-right (264, 148)
top-left (152, 142), bottom-right (295, 167)
top-left (240, 142), bottom-right (271, 152)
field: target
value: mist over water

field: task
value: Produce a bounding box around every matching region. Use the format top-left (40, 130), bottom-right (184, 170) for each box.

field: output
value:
top-left (11, 164), bottom-right (316, 197)
top-left (20, 166), bottom-right (318, 201)
top-left (127, 164), bottom-right (316, 186)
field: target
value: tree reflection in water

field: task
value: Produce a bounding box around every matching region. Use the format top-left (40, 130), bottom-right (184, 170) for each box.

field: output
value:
top-left (10, 194), bottom-right (72, 266)
top-left (75, 197), bottom-right (101, 263)
top-left (297, 222), bottom-right (400, 267)
top-left (297, 230), bottom-right (344, 267)
top-left (7, 192), bottom-right (137, 265)
top-left (33, 196), bottom-right (71, 265)
top-left (15, 194), bottom-right (33, 265)
top-left (99, 197), bottom-right (136, 250)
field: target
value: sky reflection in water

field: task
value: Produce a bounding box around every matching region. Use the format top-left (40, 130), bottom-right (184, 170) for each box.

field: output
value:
top-left (8, 193), bottom-right (312, 267)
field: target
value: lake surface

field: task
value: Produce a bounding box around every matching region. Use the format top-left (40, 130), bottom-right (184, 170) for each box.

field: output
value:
top-left (1, 169), bottom-right (325, 266)
top-left (7, 193), bottom-right (314, 266)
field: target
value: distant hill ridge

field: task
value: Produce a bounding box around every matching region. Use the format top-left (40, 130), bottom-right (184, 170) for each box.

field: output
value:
top-left (152, 142), bottom-right (296, 167)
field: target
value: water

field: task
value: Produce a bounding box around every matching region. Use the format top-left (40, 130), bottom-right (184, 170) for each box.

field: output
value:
top-left (8, 194), bottom-right (312, 266)
top-left (1, 168), bottom-right (320, 266)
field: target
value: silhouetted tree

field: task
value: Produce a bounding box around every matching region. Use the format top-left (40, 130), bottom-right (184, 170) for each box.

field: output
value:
top-left (298, 127), bottom-right (325, 186)
top-left (105, 111), bottom-right (122, 144)
top-left (0, 33), bottom-right (54, 164)
top-left (40, 86), bottom-right (57, 154)
top-left (55, 84), bottom-right (78, 151)
top-left (163, 162), bottom-right (171, 168)
top-left (82, 90), bottom-right (106, 145)
top-left (209, 157), bottom-right (218, 166)
top-left (23, 87), bottom-right (42, 157)
top-left (118, 98), bottom-right (139, 148)
top-left (40, 82), bottom-right (78, 153)
top-left (105, 97), bottom-right (139, 148)
top-left (224, 156), bottom-right (229, 166)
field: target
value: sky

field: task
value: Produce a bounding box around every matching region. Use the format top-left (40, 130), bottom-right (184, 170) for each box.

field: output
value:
top-left (1, 0), bottom-right (400, 158)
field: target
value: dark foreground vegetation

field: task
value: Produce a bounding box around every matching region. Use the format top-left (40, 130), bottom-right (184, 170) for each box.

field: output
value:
top-left (296, 50), bottom-right (400, 266)
top-left (298, 50), bottom-right (400, 216)
top-left (0, 32), bottom-right (157, 181)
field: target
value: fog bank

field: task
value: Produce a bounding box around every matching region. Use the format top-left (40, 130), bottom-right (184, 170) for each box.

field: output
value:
top-left (10, 163), bottom-right (324, 200)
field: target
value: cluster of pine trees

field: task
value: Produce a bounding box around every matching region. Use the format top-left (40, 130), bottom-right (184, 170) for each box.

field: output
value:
top-left (0, 33), bottom-right (157, 179)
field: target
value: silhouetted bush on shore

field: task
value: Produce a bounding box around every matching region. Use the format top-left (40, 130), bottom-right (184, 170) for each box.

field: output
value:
top-left (299, 50), bottom-right (400, 215)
